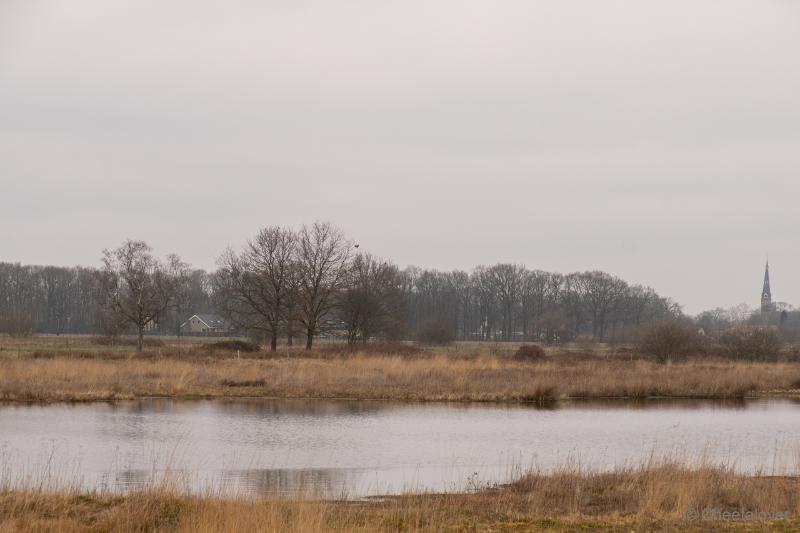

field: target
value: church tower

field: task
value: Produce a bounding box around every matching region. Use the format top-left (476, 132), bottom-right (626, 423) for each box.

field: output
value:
top-left (761, 260), bottom-right (772, 314)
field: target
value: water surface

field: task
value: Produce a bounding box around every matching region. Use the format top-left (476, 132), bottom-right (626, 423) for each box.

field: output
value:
top-left (1, 398), bottom-right (798, 497)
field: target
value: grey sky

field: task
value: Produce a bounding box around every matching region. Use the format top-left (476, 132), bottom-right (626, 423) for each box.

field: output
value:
top-left (1, 0), bottom-right (798, 314)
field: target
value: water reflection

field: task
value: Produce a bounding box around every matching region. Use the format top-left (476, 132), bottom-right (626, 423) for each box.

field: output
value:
top-left (221, 468), bottom-right (367, 498)
top-left (113, 469), bottom-right (155, 488)
top-left (210, 398), bottom-right (388, 417)
top-left (15, 396), bottom-right (765, 417)
top-left (562, 398), bottom-right (751, 411)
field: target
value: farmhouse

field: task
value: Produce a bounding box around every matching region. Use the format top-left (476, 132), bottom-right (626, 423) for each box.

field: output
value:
top-left (180, 314), bottom-right (228, 335)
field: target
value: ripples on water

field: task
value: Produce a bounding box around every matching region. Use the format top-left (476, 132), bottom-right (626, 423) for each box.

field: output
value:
top-left (1, 398), bottom-right (799, 497)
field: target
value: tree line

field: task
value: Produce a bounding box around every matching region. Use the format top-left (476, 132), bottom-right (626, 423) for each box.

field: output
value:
top-left (1, 222), bottom-right (682, 351)
top-left (696, 304), bottom-right (800, 343)
top-left (0, 260), bottom-right (213, 339)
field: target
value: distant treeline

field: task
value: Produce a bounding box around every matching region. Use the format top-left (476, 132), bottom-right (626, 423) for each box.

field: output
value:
top-left (696, 305), bottom-right (800, 343)
top-left (403, 267), bottom-right (679, 343)
top-left (0, 262), bottom-right (213, 336)
top-left (0, 229), bottom-right (679, 345)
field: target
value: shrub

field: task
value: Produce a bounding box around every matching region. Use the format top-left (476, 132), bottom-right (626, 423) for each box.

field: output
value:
top-left (220, 378), bottom-right (266, 387)
top-left (719, 326), bottom-right (783, 361)
top-left (208, 340), bottom-right (261, 353)
top-left (416, 318), bottom-right (455, 345)
top-left (638, 319), bottom-right (700, 363)
top-left (514, 344), bottom-right (547, 361)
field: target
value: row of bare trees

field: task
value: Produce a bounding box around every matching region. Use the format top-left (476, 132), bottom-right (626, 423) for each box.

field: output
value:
top-left (1, 221), bottom-right (684, 350)
top-left (0, 250), bottom-right (213, 348)
top-left (0, 263), bottom-right (97, 335)
top-left (213, 224), bottom-right (680, 348)
top-left (405, 266), bottom-right (680, 343)
top-left (696, 303), bottom-right (800, 343)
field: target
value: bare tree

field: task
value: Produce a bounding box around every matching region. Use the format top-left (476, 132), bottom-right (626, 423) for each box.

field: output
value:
top-left (0, 263), bottom-right (40, 336)
top-left (283, 260), bottom-right (302, 347)
top-left (96, 240), bottom-right (188, 352)
top-left (520, 270), bottom-right (548, 341)
top-left (728, 303), bottom-right (754, 324)
top-left (339, 254), bottom-right (405, 343)
top-left (214, 226), bottom-right (296, 351)
top-left (483, 264), bottom-right (525, 341)
top-left (296, 222), bottom-right (351, 350)
top-left (561, 273), bottom-right (587, 340)
top-left (576, 271), bottom-right (628, 340)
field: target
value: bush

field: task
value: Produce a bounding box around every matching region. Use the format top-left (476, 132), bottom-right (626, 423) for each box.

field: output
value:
top-left (639, 319), bottom-right (700, 363)
top-left (514, 344), bottom-right (547, 361)
top-left (416, 318), bottom-right (455, 345)
top-left (208, 339), bottom-right (261, 353)
top-left (719, 326), bottom-right (783, 361)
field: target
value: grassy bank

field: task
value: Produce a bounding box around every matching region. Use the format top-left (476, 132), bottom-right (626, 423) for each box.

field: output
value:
top-left (1, 336), bottom-right (799, 402)
top-left (2, 463), bottom-right (799, 532)
top-left (1, 351), bottom-right (800, 402)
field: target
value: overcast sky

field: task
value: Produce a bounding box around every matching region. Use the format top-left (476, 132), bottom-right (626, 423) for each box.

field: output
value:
top-left (1, 0), bottom-right (798, 314)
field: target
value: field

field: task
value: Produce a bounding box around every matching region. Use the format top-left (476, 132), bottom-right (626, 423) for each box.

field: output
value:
top-left (2, 461), bottom-right (799, 532)
top-left (1, 335), bottom-right (800, 402)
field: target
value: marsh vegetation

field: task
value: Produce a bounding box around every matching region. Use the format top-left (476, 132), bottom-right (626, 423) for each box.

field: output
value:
top-left (1, 337), bottom-right (799, 402)
top-left (2, 461), bottom-right (799, 532)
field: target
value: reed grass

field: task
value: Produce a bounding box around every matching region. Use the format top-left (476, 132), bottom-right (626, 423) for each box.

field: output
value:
top-left (2, 351), bottom-right (800, 402)
top-left (1, 461), bottom-right (798, 532)
top-left (1, 335), bottom-right (799, 402)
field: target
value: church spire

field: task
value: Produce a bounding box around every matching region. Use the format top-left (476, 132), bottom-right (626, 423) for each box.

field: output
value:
top-left (761, 259), bottom-right (772, 314)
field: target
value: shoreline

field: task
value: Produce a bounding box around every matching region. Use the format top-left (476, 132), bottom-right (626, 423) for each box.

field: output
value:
top-left (2, 464), bottom-right (799, 532)
top-left (2, 390), bottom-right (800, 406)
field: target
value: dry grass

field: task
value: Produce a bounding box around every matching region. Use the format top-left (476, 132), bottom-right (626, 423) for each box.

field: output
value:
top-left (1, 352), bottom-right (800, 402)
top-left (1, 335), bottom-right (800, 402)
top-left (2, 462), bottom-right (799, 532)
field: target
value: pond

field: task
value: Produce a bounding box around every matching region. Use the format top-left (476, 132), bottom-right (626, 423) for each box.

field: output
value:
top-left (1, 398), bottom-right (798, 497)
